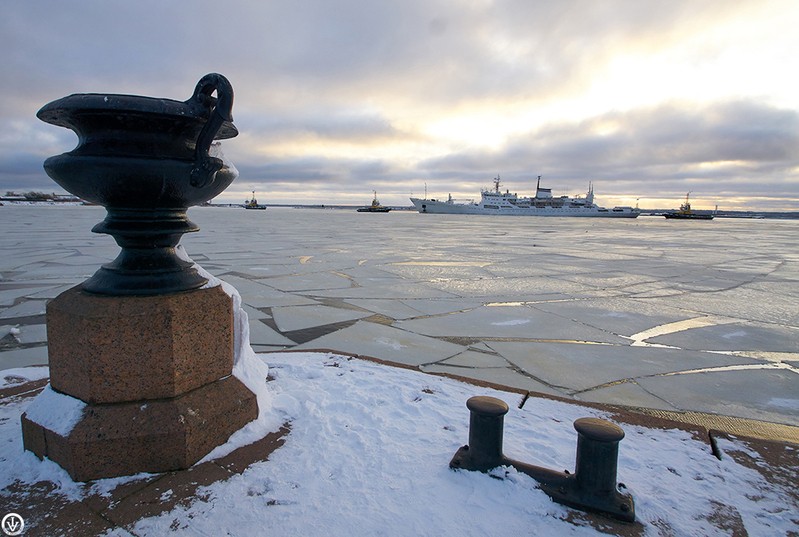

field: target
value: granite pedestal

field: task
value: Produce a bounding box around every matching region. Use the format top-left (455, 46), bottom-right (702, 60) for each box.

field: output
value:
top-left (21, 284), bottom-right (258, 481)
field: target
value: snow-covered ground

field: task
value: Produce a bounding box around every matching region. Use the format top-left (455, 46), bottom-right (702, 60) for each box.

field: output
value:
top-left (2, 352), bottom-right (797, 536)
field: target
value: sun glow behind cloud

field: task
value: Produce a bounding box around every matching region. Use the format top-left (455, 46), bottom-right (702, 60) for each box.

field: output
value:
top-left (360, 1), bottom-right (799, 197)
top-left (424, 111), bottom-right (518, 149)
top-left (575, 7), bottom-right (790, 121)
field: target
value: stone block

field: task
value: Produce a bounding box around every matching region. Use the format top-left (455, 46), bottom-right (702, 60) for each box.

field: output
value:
top-left (47, 285), bottom-right (233, 404)
top-left (21, 375), bottom-right (258, 481)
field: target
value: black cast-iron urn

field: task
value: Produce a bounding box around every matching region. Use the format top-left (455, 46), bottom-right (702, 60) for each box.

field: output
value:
top-left (37, 73), bottom-right (238, 295)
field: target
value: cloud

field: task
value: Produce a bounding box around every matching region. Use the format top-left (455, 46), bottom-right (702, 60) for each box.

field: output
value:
top-left (1, 1), bottom-right (797, 209)
top-left (550, 103), bottom-right (798, 181)
top-left (240, 109), bottom-right (402, 145)
top-left (417, 99), bottom-right (799, 200)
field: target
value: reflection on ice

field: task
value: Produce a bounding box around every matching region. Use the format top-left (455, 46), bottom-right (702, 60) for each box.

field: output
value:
top-left (627, 316), bottom-right (738, 347)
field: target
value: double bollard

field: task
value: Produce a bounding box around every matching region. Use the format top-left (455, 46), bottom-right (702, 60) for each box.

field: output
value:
top-left (450, 396), bottom-right (635, 522)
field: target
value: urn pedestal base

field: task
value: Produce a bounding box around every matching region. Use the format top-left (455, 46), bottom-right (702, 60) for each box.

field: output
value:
top-left (45, 285), bottom-right (236, 403)
top-left (21, 285), bottom-right (258, 481)
top-left (21, 375), bottom-right (257, 482)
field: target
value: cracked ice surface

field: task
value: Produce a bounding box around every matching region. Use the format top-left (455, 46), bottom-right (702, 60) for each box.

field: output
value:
top-left (1, 205), bottom-right (798, 428)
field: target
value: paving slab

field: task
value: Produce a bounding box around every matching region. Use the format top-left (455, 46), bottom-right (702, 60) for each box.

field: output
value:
top-left (0, 300), bottom-right (48, 320)
top-left (0, 252), bottom-right (77, 270)
top-left (242, 304), bottom-right (270, 320)
top-left (0, 347), bottom-right (48, 369)
top-left (421, 362), bottom-right (567, 397)
top-left (217, 275), bottom-right (319, 307)
top-left (23, 284), bottom-right (78, 300)
top-left (272, 304), bottom-right (372, 332)
top-left (14, 263), bottom-right (96, 280)
top-left (398, 298), bottom-right (484, 316)
top-left (575, 380), bottom-right (680, 411)
top-left (293, 320), bottom-right (465, 366)
top-left (482, 258), bottom-right (586, 277)
top-left (309, 281), bottom-right (457, 300)
top-left (486, 341), bottom-right (762, 393)
top-left (0, 288), bottom-right (39, 307)
top-left (656, 287), bottom-right (799, 326)
top-left (750, 279), bottom-right (799, 299)
top-left (637, 368), bottom-right (799, 427)
top-left (378, 263), bottom-right (495, 281)
top-left (248, 319), bottom-right (296, 347)
top-left (258, 272), bottom-right (354, 292)
top-left (647, 322), bottom-right (799, 352)
top-left (342, 298), bottom-right (434, 320)
top-left (531, 297), bottom-right (690, 336)
top-left (45, 255), bottom-right (113, 267)
top-left (437, 349), bottom-right (509, 368)
top-left (551, 270), bottom-right (670, 291)
top-left (12, 323), bottom-right (48, 344)
top-left (424, 275), bottom-right (590, 297)
top-left (396, 306), bottom-right (629, 343)
top-left (336, 264), bottom-right (405, 280)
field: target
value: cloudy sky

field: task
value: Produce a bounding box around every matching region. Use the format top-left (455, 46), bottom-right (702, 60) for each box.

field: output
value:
top-left (2, 0), bottom-right (798, 210)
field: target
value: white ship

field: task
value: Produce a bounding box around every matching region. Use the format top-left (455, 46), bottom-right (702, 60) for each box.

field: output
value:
top-left (410, 176), bottom-right (640, 218)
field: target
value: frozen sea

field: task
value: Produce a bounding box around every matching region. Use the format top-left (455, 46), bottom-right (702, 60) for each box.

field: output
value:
top-left (1, 204), bottom-right (798, 432)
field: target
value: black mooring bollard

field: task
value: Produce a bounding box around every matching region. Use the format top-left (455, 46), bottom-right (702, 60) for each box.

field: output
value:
top-left (450, 396), bottom-right (508, 471)
top-left (544, 417), bottom-right (634, 521)
top-left (573, 418), bottom-right (624, 496)
top-left (450, 396), bottom-right (635, 522)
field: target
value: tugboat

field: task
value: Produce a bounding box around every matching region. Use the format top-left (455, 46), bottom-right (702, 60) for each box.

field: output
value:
top-left (664, 193), bottom-right (714, 220)
top-left (244, 191), bottom-right (266, 210)
top-left (357, 191), bottom-right (391, 213)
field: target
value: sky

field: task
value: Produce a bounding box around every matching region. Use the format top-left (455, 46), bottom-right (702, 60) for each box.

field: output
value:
top-left (2, 0), bottom-right (798, 210)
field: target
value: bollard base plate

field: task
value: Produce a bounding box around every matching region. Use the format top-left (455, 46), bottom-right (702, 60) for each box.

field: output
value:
top-left (540, 481), bottom-right (635, 523)
top-left (449, 444), bottom-right (504, 473)
top-left (451, 448), bottom-right (635, 523)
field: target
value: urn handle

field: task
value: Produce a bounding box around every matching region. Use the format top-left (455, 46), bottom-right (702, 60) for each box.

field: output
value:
top-left (189, 73), bottom-right (234, 188)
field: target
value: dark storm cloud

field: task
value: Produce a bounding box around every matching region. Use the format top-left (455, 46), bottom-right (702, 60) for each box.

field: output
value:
top-left (0, 153), bottom-right (54, 192)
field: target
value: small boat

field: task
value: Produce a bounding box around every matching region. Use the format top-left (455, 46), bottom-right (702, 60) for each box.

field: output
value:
top-left (357, 191), bottom-right (391, 213)
top-left (244, 191), bottom-right (266, 210)
top-left (664, 193), bottom-right (714, 220)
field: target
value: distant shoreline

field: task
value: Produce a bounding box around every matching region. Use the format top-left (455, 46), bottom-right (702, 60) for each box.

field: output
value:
top-left (2, 200), bottom-right (797, 219)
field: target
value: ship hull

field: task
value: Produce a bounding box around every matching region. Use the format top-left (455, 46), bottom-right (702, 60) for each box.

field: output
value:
top-left (410, 198), bottom-right (639, 218)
